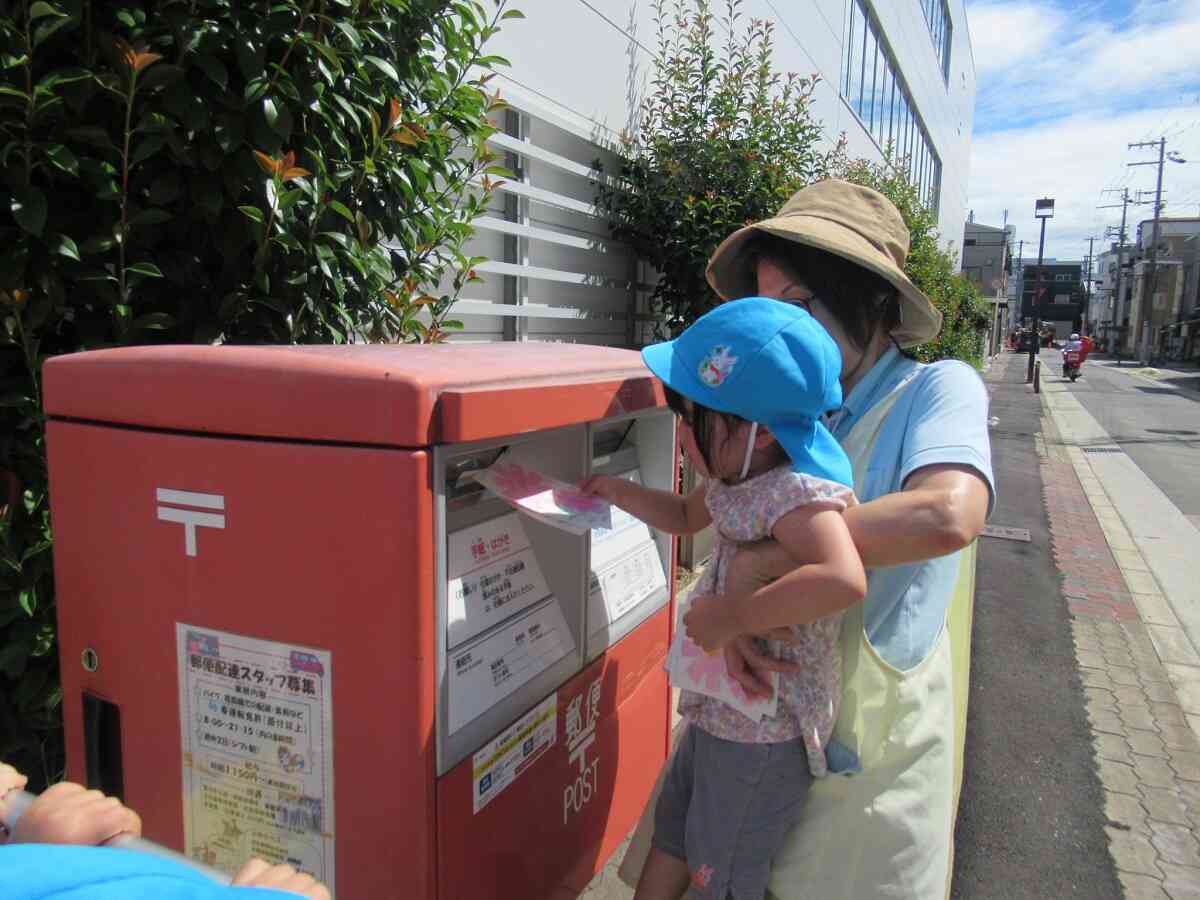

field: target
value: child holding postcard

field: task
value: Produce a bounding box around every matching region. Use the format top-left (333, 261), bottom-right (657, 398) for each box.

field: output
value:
top-left (581, 298), bottom-right (866, 900)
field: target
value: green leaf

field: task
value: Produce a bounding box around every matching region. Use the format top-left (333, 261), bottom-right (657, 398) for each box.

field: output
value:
top-left (18, 588), bottom-right (35, 616)
top-left (32, 15), bottom-right (73, 48)
top-left (0, 86), bottom-right (30, 103)
top-left (127, 262), bottom-right (164, 278)
top-left (131, 136), bottom-right (165, 166)
top-left (501, 8), bottom-right (526, 19)
top-left (132, 312), bottom-right (177, 331)
top-left (238, 205), bottom-right (264, 223)
top-left (192, 54), bottom-right (228, 90)
top-left (364, 55), bottom-right (400, 83)
top-left (11, 187), bottom-right (47, 236)
top-left (44, 143), bottom-right (79, 175)
top-left (47, 233), bottom-right (80, 261)
top-left (29, 2), bottom-right (65, 21)
top-left (327, 200), bottom-right (355, 223)
top-left (263, 96), bottom-right (279, 128)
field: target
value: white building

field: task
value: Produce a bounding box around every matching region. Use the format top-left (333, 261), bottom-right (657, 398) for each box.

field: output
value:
top-left (450, 0), bottom-right (978, 343)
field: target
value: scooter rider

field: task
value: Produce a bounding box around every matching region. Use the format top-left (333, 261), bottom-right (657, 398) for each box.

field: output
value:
top-left (1063, 333), bottom-right (1084, 377)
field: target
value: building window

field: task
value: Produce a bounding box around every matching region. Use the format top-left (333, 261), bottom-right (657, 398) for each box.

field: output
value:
top-left (843, 0), bottom-right (942, 214)
top-left (922, 0), bottom-right (952, 80)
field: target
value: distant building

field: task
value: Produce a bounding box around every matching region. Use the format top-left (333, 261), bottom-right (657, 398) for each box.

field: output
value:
top-left (961, 221), bottom-right (1012, 296)
top-left (1022, 259), bottom-right (1083, 339)
top-left (1125, 218), bottom-right (1200, 359)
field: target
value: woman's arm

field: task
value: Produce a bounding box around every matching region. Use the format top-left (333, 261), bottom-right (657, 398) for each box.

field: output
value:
top-left (720, 464), bottom-right (989, 696)
top-left (683, 506), bottom-right (866, 652)
top-left (580, 475), bottom-right (711, 536)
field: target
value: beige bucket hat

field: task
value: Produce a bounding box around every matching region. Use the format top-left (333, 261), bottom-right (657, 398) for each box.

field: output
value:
top-left (705, 179), bottom-right (942, 347)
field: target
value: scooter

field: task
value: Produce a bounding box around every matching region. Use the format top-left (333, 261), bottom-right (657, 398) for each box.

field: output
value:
top-left (1062, 348), bottom-right (1083, 382)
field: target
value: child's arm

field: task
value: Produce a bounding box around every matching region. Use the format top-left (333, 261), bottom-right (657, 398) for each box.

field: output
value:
top-left (683, 505), bottom-right (866, 652)
top-left (579, 475), bottom-right (711, 536)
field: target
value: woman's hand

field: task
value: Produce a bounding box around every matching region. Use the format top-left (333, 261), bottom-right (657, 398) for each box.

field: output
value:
top-left (719, 540), bottom-right (803, 697)
top-left (682, 594), bottom-right (742, 653)
top-left (8, 781), bottom-right (141, 846)
top-left (233, 859), bottom-right (331, 900)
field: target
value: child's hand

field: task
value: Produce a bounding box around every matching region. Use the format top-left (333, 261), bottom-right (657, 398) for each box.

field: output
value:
top-left (8, 781), bottom-right (141, 846)
top-left (233, 858), bottom-right (332, 900)
top-left (578, 475), bottom-right (624, 504)
top-left (0, 762), bottom-right (29, 841)
top-left (683, 593), bottom-right (742, 654)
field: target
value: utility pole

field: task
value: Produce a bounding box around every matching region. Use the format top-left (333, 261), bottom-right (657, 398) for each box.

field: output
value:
top-left (1099, 187), bottom-right (1136, 363)
top-left (1129, 138), bottom-right (1168, 363)
top-left (1083, 235), bottom-right (1097, 333)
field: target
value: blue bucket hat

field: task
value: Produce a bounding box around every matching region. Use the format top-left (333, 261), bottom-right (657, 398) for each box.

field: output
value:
top-left (641, 297), bottom-right (852, 487)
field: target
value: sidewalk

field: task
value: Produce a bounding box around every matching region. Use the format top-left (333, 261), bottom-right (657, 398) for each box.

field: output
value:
top-left (1036, 349), bottom-right (1200, 898)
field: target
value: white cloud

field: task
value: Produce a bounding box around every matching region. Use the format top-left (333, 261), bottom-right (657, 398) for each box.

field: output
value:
top-left (966, 2), bottom-right (1067, 76)
top-left (968, 1), bottom-right (1200, 126)
top-left (967, 105), bottom-right (1200, 262)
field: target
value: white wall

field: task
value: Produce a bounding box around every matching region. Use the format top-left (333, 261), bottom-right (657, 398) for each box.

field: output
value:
top-left (488, 0), bottom-right (976, 247)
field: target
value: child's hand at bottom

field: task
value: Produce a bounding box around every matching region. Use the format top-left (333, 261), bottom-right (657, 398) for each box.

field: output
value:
top-left (577, 475), bottom-right (625, 504)
top-left (6, 780), bottom-right (142, 846)
top-left (233, 859), bottom-right (331, 900)
top-left (683, 593), bottom-right (742, 654)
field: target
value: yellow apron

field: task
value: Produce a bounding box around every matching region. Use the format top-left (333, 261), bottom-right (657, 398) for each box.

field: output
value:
top-left (766, 369), bottom-right (972, 900)
top-left (619, 372), bottom-right (976, 899)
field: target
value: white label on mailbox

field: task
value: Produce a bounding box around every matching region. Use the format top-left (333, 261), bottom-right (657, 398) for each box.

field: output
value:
top-left (472, 693), bottom-right (556, 814)
top-left (447, 599), bottom-right (575, 734)
top-left (447, 513), bottom-right (552, 649)
top-left (588, 471), bottom-right (667, 634)
top-left (176, 625), bottom-right (334, 891)
top-left (589, 541), bottom-right (668, 635)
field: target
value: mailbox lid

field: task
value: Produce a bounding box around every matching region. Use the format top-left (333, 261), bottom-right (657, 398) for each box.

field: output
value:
top-left (43, 343), bottom-right (659, 446)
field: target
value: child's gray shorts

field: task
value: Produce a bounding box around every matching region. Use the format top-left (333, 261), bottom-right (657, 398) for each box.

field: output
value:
top-left (652, 725), bottom-right (813, 900)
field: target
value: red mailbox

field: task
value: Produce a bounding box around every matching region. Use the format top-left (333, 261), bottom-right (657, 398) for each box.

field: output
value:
top-left (43, 343), bottom-right (676, 899)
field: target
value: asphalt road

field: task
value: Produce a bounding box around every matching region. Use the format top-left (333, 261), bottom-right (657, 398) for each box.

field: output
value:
top-left (1064, 356), bottom-right (1200, 529)
top-left (951, 353), bottom-right (1121, 899)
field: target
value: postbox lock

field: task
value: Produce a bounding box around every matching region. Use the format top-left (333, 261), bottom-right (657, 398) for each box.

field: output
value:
top-left (81, 648), bottom-right (99, 673)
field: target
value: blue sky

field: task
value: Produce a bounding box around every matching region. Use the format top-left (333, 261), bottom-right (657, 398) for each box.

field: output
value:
top-left (964, 0), bottom-right (1200, 264)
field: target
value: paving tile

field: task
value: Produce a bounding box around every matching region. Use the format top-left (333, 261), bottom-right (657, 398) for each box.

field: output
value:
top-left (1097, 732), bottom-right (1135, 764)
top-left (1151, 822), bottom-right (1200, 867)
top-left (1166, 665), bottom-right (1200, 715)
top-left (1126, 707), bottom-right (1164, 732)
top-left (1190, 715), bottom-right (1200, 741)
top-left (1130, 731), bottom-right (1170, 759)
top-left (1108, 826), bottom-right (1165, 876)
top-left (1136, 594), bottom-right (1183, 628)
top-left (1087, 686), bottom-right (1119, 710)
top-left (1083, 669), bottom-right (1116, 690)
top-left (1101, 757), bottom-right (1143, 794)
top-left (1154, 703), bottom-right (1191, 727)
top-left (1116, 667), bottom-right (1149, 687)
top-left (1115, 549), bottom-right (1153, 571)
top-left (1137, 757), bottom-right (1182, 789)
top-left (1117, 685), bottom-right (1152, 705)
top-left (1125, 570), bottom-right (1164, 595)
top-left (1121, 871), bottom-right (1171, 899)
top-left (1077, 649), bottom-right (1108, 669)
top-left (1142, 786), bottom-right (1193, 826)
top-left (1075, 632), bottom-right (1105, 652)
top-left (1148, 682), bottom-right (1184, 703)
top-left (1159, 862), bottom-right (1200, 900)
top-left (1108, 648), bottom-right (1140, 668)
top-left (1143, 664), bottom-right (1176, 685)
top-left (1093, 708), bottom-right (1130, 735)
top-left (1108, 790), bottom-right (1151, 833)
top-left (1170, 751), bottom-right (1200, 783)
top-left (1150, 628), bottom-right (1200, 667)
top-left (1162, 724), bottom-right (1200, 752)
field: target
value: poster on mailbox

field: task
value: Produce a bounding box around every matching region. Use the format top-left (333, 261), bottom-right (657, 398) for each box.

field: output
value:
top-left (176, 625), bottom-right (335, 891)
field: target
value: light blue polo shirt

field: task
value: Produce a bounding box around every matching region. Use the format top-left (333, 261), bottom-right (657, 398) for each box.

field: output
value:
top-left (828, 347), bottom-right (994, 672)
top-left (0, 844), bottom-right (301, 900)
